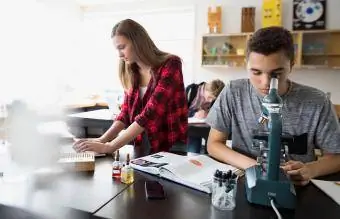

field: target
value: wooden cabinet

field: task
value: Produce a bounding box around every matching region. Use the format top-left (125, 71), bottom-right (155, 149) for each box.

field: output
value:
top-left (334, 104), bottom-right (340, 119)
top-left (300, 30), bottom-right (340, 69)
top-left (201, 30), bottom-right (340, 69)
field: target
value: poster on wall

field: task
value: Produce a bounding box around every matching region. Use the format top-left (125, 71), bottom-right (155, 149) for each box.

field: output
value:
top-left (293, 0), bottom-right (326, 30)
top-left (262, 0), bottom-right (282, 28)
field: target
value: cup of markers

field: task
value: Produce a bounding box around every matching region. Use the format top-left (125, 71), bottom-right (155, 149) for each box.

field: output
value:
top-left (211, 169), bottom-right (238, 211)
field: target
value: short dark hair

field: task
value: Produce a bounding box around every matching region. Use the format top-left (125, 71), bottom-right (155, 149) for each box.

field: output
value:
top-left (246, 26), bottom-right (295, 64)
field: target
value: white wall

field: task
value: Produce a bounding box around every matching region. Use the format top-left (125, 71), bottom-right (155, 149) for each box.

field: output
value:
top-left (79, 0), bottom-right (340, 103)
top-left (9, 0), bottom-right (337, 105)
top-left (193, 0), bottom-right (340, 103)
top-left (80, 0), bottom-right (196, 94)
top-left (0, 0), bottom-right (83, 108)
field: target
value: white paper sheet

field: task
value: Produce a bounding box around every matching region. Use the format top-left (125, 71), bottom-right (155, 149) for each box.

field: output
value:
top-left (312, 179), bottom-right (340, 206)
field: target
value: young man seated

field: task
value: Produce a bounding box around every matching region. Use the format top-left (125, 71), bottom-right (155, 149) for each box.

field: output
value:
top-left (206, 26), bottom-right (340, 186)
top-left (186, 80), bottom-right (225, 153)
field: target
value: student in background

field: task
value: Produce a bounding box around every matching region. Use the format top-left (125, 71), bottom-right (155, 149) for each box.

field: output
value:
top-left (186, 80), bottom-right (225, 153)
top-left (74, 19), bottom-right (188, 155)
top-left (206, 26), bottom-right (340, 186)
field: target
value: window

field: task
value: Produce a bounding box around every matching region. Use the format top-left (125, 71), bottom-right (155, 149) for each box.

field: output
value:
top-left (0, 0), bottom-right (82, 109)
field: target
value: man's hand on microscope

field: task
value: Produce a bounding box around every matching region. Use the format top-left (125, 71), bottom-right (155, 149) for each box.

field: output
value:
top-left (281, 160), bottom-right (315, 186)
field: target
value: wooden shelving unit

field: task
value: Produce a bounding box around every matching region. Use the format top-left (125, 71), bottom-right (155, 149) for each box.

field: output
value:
top-left (300, 30), bottom-right (340, 68)
top-left (292, 32), bottom-right (303, 67)
top-left (201, 33), bottom-right (251, 68)
top-left (203, 54), bottom-right (245, 58)
top-left (201, 30), bottom-right (340, 69)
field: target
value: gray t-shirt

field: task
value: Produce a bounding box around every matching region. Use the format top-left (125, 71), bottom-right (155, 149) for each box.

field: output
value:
top-left (206, 78), bottom-right (340, 162)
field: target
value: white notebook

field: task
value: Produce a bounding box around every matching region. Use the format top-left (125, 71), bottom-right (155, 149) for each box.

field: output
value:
top-left (188, 117), bottom-right (206, 124)
top-left (312, 179), bottom-right (340, 206)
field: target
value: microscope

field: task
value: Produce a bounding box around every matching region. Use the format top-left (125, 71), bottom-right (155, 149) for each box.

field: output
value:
top-left (244, 74), bottom-right (296, 209)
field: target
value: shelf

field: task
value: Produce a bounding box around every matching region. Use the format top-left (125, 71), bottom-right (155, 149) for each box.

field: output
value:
top-left (202, 32), bottom-right (251, 68)
top-left (201, 64), bottom-right (245, 68)
top-left (300, 65), bottom-right (328, 69)
top-left (302, 53), bottom-right (340, 56)
top-left (203, 54), bottom-right (246, 58)
top-left (293, 29), bottom-right (340, 34)
top-left (202, 33), bottom-right (251, 37)
top-left (299, 65), bottom-right (340, 69)
top-left (202, 65), bottom-right (230, 68)
top-left (203, 30), bottom-right (340, 37)
top-left (201, 29), bottom-right (340, 70)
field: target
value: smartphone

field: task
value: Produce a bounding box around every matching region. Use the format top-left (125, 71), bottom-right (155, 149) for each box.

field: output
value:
top-left (145, 180), bottom-right (165, 200)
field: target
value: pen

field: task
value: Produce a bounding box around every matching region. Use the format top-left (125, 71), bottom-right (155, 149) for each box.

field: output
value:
top-left (222, 172), bottom-right (228, 187)
top-left (214, 169), bottom-right (222, 187)
top-left (225, 171), bottom-right (233, 193)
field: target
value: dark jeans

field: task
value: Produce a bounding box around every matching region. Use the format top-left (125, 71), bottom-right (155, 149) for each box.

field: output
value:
top-left (187, 137), bottom-right (203, 154)
top-left (141, 132), bottom-right (151, 156)
top-left (143, 132), bottom-right (188, 154)
top-left (187, 111), bottom-right (204, 153)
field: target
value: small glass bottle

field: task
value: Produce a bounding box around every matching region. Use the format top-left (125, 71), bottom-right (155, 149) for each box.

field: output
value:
top-left (213, 23), bottom-right (218, 33)
top-left (207, 25), bottom-right (211, 34)
top-left (112, 150), bottom-right (122, 179)
top-left (120, 153), bottom-right (134, 184)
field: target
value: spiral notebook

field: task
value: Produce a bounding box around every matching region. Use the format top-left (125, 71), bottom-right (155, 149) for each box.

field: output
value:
top-left (188, 117), bottom-right (206, 124)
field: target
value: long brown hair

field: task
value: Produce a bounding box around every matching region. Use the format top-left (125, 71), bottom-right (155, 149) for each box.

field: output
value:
top-left (206, 79), bottom-right (225, 97)
top-left (111, 19), bottom-right (171, 90)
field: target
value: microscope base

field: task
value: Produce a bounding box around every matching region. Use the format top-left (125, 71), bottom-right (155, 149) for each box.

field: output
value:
top-left (245, 165), bottom-right (296, 209)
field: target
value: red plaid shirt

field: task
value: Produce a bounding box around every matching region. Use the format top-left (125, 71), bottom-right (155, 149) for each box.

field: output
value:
top-left (116, 56), bottom-right (188, 152)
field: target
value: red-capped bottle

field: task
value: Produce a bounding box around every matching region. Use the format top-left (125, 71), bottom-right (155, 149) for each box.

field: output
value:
top-left (112, 150), bottom-right (121, 179)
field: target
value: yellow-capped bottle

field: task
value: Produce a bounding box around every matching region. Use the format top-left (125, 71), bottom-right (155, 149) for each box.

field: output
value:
top-left (121, 153), bottom-right (134, 184)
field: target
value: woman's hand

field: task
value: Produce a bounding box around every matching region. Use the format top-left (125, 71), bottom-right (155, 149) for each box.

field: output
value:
top-left (194, 110), bottom-right (208, 119)
top-left (73, 139), bottom-right (110, 154)
top-left (73, 137), bottom-right (102, 147)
